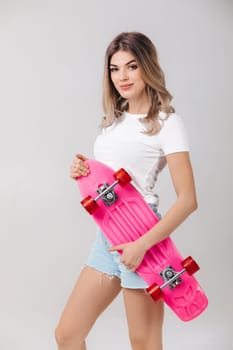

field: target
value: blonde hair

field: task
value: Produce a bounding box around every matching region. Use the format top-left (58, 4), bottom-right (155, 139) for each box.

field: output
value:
top-left (102, 32), bottom-right (175, 135)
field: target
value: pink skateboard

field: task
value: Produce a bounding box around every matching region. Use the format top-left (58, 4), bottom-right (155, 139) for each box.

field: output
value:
top-left (77, 159), bottom-right (208, 321)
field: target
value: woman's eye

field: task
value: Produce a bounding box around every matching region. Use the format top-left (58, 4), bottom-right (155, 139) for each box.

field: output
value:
top-left (129, 65), bottom-right (138, 70)
top-left (109, 67), bottom-right (118, 72)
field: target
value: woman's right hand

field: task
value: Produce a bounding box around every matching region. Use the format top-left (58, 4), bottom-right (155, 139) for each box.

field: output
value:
top-left (70, 153), bottom-right (89, 180)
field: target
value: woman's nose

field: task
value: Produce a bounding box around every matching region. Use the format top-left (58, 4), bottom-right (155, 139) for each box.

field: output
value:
top-left (119, 68), bottom-right (129, 81)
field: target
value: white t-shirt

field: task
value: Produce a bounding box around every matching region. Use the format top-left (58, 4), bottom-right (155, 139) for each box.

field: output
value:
top-left (93, 111), bottom-right (189, 206)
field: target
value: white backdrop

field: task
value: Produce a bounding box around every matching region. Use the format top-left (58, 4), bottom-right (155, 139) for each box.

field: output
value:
top-left (0, 0), bottom-right (232, 349)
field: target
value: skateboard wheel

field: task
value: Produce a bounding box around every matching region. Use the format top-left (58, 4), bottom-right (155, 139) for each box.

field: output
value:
top-left (114, 168), bottom-right (131, 186)
top-left (81, 195), bottom-right (98, 214)
top-left (146, 283), bottom-right (163, 302)
top-left (181, 256), bottom-right (200, 275)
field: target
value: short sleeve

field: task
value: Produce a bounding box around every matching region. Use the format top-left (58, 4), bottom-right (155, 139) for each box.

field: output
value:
top-left (159, 114), bottom-right (190, 155)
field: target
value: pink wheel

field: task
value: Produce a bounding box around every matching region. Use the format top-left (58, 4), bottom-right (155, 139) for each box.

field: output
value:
top-left (181, 256), bottom-right (200, 275)
top-left (113, 168), bottom-right (131, 186)
top-left (146, 283), bottom-right (163, 302)
top-left (81, 195), bottom-right (98, 214)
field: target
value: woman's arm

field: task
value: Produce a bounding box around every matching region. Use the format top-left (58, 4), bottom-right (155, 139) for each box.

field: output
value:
top-left (109, 151), bottom-right (198, 271)
top-left (138, 151), bottom-right (198, 250)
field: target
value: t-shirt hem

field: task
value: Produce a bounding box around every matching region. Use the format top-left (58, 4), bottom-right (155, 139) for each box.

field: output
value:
top-left (163, 147), bottom-right (190, 156)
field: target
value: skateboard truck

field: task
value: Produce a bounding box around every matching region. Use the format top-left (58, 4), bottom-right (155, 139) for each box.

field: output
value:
top-left (160, 266), bottom-right (182, 290)
top-left (146, 256), bottom-right (200, 301)
top-left (96, 183), bottom-right (118, 206)
top-left (81, 168), bottom-right (132, 214)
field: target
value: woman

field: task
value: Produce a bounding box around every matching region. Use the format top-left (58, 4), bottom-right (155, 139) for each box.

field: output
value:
top-left (55, 32), bottom-right (197, 350)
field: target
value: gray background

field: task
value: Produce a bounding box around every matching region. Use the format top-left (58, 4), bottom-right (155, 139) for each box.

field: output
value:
top-left (0, 0), bottom-right (232, 349)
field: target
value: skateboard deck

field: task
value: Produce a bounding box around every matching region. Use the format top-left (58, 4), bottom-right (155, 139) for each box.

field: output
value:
top-left (77, 159), bottom-right (208, 321)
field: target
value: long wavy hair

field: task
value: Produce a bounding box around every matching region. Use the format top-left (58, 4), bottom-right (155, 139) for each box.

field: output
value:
top-left (102, 32), bottom-right (175, 135)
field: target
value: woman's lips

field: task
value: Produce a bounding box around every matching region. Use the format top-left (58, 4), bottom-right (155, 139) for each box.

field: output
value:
top-left (120, 84), bottom-right (133, 90)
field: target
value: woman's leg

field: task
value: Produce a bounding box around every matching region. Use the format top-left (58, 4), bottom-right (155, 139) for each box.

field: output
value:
top-left (123, 288), bottom-right (164, 350)
top-left (55, 266), bottom-right (122, 350)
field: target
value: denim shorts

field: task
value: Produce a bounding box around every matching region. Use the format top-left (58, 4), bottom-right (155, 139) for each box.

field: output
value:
top-left (86, 204), bottom-right (161, 289)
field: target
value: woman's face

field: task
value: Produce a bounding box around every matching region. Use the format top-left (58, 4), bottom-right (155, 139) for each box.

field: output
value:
top-left (109, 50), bottom-right (146, 101)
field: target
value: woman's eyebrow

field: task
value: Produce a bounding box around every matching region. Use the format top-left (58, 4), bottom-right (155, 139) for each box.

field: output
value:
top-left (109, 59), bottom-right (137, 67)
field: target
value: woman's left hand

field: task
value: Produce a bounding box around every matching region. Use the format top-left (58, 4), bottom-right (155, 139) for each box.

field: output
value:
top-left (108, 240), bottom-right (147, 272)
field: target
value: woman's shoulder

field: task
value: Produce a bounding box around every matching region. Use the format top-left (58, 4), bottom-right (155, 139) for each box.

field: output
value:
top-left (159, 111), bottom-right (184, 122)
top-left (158, 111), bottom-right (186, 131)
top-left (157, 111), bottom-right (190, 153)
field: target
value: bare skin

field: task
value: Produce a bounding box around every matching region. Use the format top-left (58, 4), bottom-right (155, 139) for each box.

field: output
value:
top-left (55, 266), bottom-right (164, 350)
top-left (123, 288), bottom-right (164, 350)
top-left (55, 266), bottom-right (122, 350)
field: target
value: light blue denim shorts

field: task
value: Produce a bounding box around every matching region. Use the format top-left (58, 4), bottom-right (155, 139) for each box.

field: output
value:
top-left (86, 204), bottom-right (161, 289)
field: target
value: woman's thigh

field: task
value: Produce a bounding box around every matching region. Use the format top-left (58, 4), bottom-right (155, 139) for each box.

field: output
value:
top-left (55, 266), bottom-right (122, 341)
top-left (123, 288), bottom-right (164, 350)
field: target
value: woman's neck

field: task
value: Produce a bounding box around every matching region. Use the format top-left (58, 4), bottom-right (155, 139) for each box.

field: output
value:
top-left (127, 93), bottom-right (150, 114)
